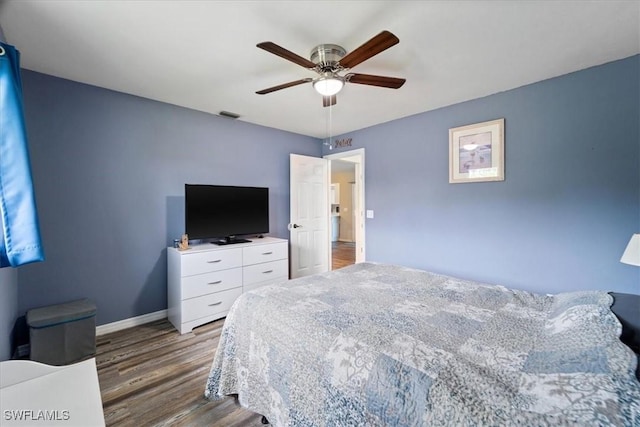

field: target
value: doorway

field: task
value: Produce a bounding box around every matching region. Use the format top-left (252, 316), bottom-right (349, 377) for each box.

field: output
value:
top-left (324, 148), bottom-right (365, 270)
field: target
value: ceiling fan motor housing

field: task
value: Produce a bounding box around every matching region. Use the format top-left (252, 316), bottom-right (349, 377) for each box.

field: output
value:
top-left (310, 44), bottom-right (346, 71)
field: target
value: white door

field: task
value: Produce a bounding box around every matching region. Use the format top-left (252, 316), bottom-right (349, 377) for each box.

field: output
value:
top-left (289, 154), bottom-right (330, 278)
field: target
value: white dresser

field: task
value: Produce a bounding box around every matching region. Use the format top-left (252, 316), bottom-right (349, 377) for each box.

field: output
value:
top-left (167, 237), bottom-right (288, 334)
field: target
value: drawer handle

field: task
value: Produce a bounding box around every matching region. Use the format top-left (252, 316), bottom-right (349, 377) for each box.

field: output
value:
top-left (208, 301), bottom-right (222, 306)
top-left (262, 270), bottom-right (273, 274)
top-left (207, 259), bottom-right (222, 264)
top-left (262, 251), bottom-right (273, 255)
top-left (208, 280), bottom-right (222, 285)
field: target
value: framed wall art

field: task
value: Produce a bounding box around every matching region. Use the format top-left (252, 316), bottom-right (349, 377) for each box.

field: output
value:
top-left (449, 118), bottom-right (504, 183)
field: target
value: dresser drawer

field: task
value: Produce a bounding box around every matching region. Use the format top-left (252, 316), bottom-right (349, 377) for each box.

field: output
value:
top-left (180, 248), bottom-right (242, 276)
top-left (243, 242), bottom-right (288, 265)
top-left (243, 259), bottom-right (288, 286)
top-left (181, 287), bottom-right (242, 323)
top-left (182, 268), bottom-right (242, 300)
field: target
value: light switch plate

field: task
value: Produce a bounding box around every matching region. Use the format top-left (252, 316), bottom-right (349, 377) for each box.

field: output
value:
top-left (366, 210), bottom-right (374, 219)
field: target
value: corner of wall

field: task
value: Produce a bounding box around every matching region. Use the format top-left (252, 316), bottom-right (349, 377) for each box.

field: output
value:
top-left (0, 267), bottom-right (18, 360)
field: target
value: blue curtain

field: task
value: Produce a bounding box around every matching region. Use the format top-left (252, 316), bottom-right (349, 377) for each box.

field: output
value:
top-left (0, 41), bottom-right (44, 267)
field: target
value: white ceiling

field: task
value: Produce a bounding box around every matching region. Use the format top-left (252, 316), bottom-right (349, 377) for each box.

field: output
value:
top-left (1, 1), bottom-right (638, 139)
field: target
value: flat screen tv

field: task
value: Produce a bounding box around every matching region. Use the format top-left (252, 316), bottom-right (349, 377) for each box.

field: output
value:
top-left (185, 184), bottom-right (269, 245)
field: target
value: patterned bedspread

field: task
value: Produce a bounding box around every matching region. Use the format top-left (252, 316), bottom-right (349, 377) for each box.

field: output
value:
top-left (205, 262), bottom-right (640, 426)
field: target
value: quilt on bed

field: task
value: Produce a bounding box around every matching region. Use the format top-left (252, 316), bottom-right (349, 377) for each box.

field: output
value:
top-left (205, 262), bottom-right (640, 426)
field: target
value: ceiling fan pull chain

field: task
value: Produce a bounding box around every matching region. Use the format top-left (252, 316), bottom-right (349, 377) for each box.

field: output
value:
top-left (328, 102), bottom-right (333, 150)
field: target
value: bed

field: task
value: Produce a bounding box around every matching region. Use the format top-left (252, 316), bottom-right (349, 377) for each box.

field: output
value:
top-left (205, 262), bottom-right (640, 426)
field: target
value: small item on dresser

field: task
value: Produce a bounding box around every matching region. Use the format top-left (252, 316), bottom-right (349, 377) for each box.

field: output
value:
top-left (173, 239), bottom-right (180, 248)
top-left (178, 234), bottom-right (190, 251)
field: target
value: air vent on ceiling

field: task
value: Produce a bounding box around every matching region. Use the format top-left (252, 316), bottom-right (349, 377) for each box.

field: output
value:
top-left (219, 111), bottom-right (240, 119)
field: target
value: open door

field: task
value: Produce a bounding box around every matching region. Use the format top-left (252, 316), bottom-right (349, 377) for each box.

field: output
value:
top-left (289, 154), bottom-right (330, 279)
top-left (325, 148), bottom-right (365, 264)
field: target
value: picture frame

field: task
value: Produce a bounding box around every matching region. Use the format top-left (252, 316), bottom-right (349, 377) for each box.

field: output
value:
top-left (449, 118), bottom-right (504, 183)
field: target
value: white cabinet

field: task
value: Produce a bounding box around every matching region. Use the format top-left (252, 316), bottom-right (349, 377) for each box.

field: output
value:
top-left (331, 215), bottom-right (340, 242)
top-left (167, 237), bottom-right (288, 334)
top-left (331, 183), bottom-right (340, 204)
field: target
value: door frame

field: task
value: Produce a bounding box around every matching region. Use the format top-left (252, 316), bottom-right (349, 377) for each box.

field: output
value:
top-left (324, 148), bottom-right (365, 264)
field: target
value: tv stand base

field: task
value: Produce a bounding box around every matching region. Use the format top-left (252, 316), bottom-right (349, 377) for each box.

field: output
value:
top-left (212, 238), bottom-right (251, 246)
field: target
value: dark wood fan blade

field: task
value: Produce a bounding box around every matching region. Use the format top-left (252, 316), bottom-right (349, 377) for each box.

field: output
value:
top-left (257, 42), bottom-right (317, 69)
top-left (322, 95), bottom-right (337, 107)
top-left (346, 73), bottom-right (406, 89)
top-left (339, 31), bottom-right (399, 69)
top-left (256, 78), bottom-right (313, 95)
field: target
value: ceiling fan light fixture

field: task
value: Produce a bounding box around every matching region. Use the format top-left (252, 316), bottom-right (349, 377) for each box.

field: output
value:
top-left (313, 77), bottom-right (344, 96)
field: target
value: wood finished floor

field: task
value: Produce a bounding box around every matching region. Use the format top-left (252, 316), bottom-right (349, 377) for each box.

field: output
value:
top-left (96, 318), bottom-right (264, 426)
top-left (96, 244), bottom-right (354, 425)
top-left (332, 241), bottom-right (355, 270)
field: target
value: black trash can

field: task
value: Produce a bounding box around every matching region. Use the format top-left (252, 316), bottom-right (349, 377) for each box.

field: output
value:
top-left (26, 299), bottom-right (97, 366)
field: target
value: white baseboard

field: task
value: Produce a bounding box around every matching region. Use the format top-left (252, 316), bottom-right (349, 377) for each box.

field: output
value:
top-left (96, 309), bottom-right (167, 336)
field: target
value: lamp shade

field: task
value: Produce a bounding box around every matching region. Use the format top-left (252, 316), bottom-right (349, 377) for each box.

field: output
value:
top-left (620, 234), bottom-right (640, 266)
top-left (313, 77), bottom-right (344, 96)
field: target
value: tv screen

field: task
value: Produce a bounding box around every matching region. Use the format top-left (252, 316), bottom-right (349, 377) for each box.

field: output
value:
top-left (185, 184), bottom-right (269, 243)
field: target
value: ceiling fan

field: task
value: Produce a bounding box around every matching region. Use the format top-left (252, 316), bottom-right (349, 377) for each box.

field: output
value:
top-left (256, 30), bottom-right (406, 107)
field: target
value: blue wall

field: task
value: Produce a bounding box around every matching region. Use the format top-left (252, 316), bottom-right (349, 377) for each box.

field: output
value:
top-left (18, 71), bottom-right (320, 325)
top-left (325, 55), bottom-right (640, 295)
